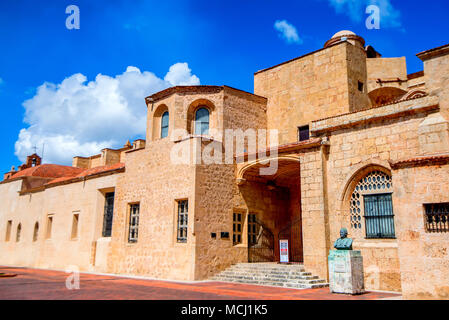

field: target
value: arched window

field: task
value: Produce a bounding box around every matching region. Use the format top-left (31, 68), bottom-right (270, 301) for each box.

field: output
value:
top-left (161, 111), bottom-right (169, 138)
top-left (33, 222), bottom-right (39, 242)
top-left (350, 170), bottom-right (395, 239)
top-left (16, 223), bottom-right (21, 242)
top-left (194, 107), bottom-right (210, 135)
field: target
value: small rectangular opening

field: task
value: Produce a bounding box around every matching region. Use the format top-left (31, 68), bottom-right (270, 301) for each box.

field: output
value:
top-left (298, 125), bottom-right (310, 142)
top-left (5, 220), bottom-right (12, 242)
top-left (46, 215), bottom-right (53, 239)
top-left (358, 81), bottom-right (364, 92)
top-left (71, 213), bottom-right (79, 240)
top-left (176, 200), bottom-right (188, 243)
top-left (128, 203), bottom-right (140, 243)
top-left (233, 212), bottom-right (244, 245)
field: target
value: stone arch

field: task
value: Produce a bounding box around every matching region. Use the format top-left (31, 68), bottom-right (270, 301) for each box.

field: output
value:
top-left (338, 160), bottom-right (392, 202)
top-left (237, 155), bottom-right (300, 181)
top-left (339, 161), bottom-right (393, 239)
top-left (368, 87), bottom-right (408, 106)
top-left (402, 89), bottom-right (427, 100)
top-left (152, 104), bottom-right (169, 140)
top-left (187, 99), bottom-right (216, 135)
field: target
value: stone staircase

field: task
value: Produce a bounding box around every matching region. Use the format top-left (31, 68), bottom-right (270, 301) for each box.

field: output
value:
top-left (211, 262), bottom-right (329, 289)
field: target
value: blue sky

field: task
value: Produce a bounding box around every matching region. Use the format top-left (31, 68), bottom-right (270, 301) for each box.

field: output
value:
top-left (0, 0), bottom-right (448, 173)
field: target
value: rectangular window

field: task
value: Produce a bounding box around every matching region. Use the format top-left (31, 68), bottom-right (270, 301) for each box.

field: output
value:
top-left (298, 125), bottom-right (310, 142)
top-left (248, 213), bottom-right (258, 246)
top-left (177, 200), bottom-right (188, 243)
top-left (71, 213), bottom-right (79, 240)
top-left (424, 203), bottom-right (449, 233)
top-left (233, 212), bottom-right (243, 245)
top-left (46, 215), bottom-right (53, 239)
top-left (128, 204), bottom-right (140, 243)
top-left (102, 192), bottom-right (115, 237)
top-left (5, 220), bottom-right (12, 242)
top-left (364, 194), bottom-right (395, 239)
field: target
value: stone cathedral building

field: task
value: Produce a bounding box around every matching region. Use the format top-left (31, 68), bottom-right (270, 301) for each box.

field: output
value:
top-left (1, 31), bottom-right (449, 299)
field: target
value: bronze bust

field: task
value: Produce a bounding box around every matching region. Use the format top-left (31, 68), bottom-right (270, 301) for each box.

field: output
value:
top-left (334, 228), bottom-right (353, 250)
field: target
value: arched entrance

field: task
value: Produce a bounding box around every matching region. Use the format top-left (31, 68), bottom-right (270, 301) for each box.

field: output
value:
top-left (237, 156), bottom-right (304, 263)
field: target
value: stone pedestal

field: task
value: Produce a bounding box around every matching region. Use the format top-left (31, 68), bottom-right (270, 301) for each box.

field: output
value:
top-left (328, 250), bottom-right (364, 295)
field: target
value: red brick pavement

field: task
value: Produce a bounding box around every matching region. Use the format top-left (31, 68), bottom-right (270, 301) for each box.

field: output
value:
top-left (0, 266), bottom-right (400, 300)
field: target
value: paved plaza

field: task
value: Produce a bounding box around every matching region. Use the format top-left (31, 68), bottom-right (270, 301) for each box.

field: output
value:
top-left (0, 266), bottom-right (400, 300)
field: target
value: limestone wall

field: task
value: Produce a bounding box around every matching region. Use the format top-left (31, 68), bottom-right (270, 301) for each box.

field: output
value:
top-left (254, 43), bottom-right (353, 144)
top-left (393, 164), bottom-right (449, 299)
top-left (107, 139), bottom-right (197, 280)
top-left (322, 114), bottom-right (430, 291)
top-left (0, 174), bottom-right (119, 272)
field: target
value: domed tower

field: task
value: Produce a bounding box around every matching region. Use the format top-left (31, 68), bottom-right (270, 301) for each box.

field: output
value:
top-left (324, 30), bottom-right (366, 49)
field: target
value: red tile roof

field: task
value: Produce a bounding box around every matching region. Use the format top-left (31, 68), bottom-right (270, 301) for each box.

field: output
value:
top-left (4, 163), bottom-right (125, 193)
top-left (46, 162), bottom-right (125, 186)
top-left (10, 164), bottom-right (85, 179)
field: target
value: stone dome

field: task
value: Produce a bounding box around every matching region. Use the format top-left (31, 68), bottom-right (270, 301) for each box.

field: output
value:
top-left (331, 30), bottom-right (356, 39)
top-left (324, 30), bottom-right (365, 48)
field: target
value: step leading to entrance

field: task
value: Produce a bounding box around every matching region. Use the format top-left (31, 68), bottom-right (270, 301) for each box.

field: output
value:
top-left (210, 262), bottom-right (329, 289)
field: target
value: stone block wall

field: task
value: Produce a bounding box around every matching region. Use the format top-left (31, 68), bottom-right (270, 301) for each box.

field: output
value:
top-left (108, 139), bottom-right (197, 280)
top-left (392, 163), bottom-right (449, 299)
top-left (254, 42), bottom-right (353, 145)
top-left (0, 174), bottom-right (119, 272)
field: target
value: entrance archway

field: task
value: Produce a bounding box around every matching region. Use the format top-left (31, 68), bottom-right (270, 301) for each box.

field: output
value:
top-left (237, 156), bottom-right (304, 263)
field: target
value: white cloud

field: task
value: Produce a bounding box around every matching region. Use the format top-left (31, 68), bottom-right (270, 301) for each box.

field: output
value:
top-left (274, 20), bottom-right (303, 44)
top-left (164, 63), bottom-right (200, 86)
top-left (327, 0), bottom-right (402, 28)
top-left (15, 63), bottom-right (200, 165)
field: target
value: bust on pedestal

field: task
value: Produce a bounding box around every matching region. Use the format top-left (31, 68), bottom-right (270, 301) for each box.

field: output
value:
top-left (328, 228), bottom-right (365, 295)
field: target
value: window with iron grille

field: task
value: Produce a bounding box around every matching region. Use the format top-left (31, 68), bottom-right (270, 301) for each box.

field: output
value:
top-left (298, 125), bottom-right (310, 142)
top-left (177, 200), bottom-right (188, 243)
top-left (233, 212), bottom-right (243, 245)
top-left (424, 203), bottom-right (449, 233)
top-left (128, 203), bottom-right (140, 243)
top-left (248, 213), bottom-right (258, 246)
top-left (102, 192), bottom-right (115, 237)
top-left (364, 193), bottom-right (396, 239)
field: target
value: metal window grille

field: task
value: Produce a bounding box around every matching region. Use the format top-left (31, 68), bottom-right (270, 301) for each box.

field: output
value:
top-left (298, 125), bottom-right (310, 142)
top-left (102, 192), bottom-right (115, 237)
top-left (233, 213), bottom-right (243, 245)
top-left (350, 170), bottom-right (393, 236)
top-left (128, 204), bottom-right (140, 243)
top-left (248, 213), bottom-right (258, 246)
top-left (364, 193), bottom-right (396, 239)
top-left (177, 200), bottom-right (188, 243)
top-left (424, 203), bottom-right (449, 233)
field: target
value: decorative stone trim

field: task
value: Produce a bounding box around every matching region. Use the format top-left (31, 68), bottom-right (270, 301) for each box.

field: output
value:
top-left (234, 138), bottom-right (322, 162)
top-left (417, 43), bottom-right (449, 61)
top-left (145, 85), bottom-right (267, 105)
top-left (389, 153), bottom-right (449, 170)
top-left (311, 95), bottom-right (438, 135)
